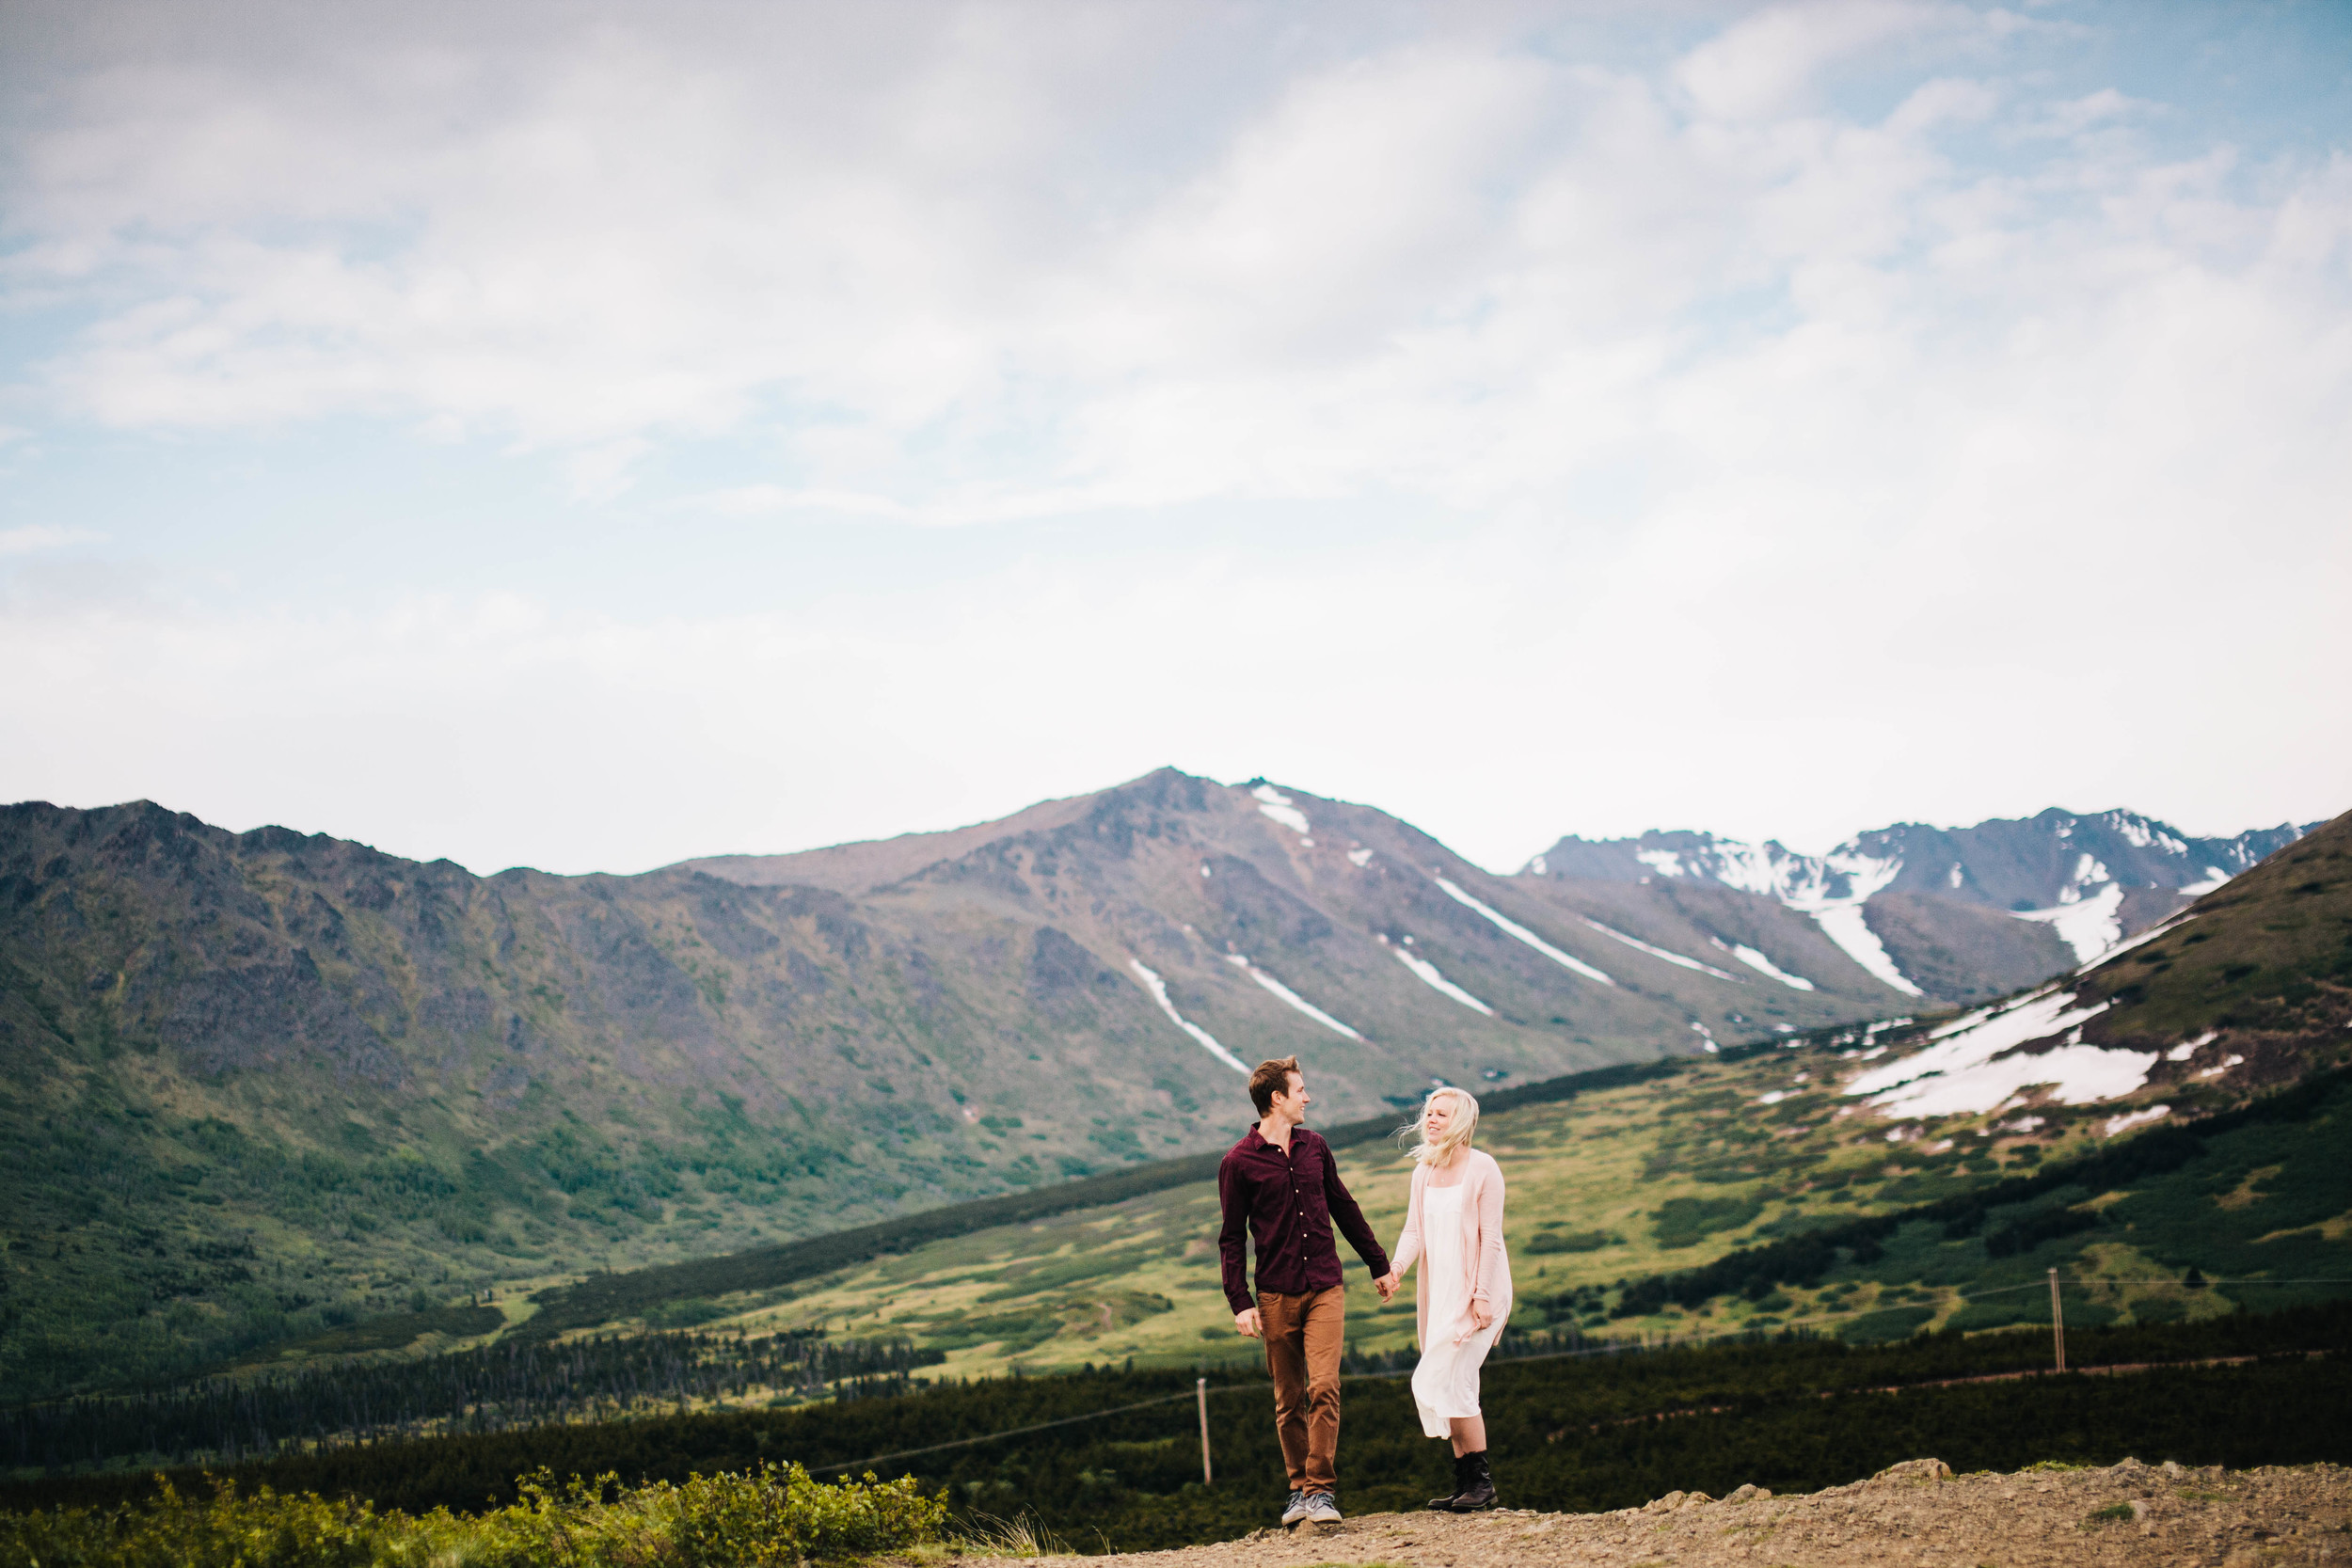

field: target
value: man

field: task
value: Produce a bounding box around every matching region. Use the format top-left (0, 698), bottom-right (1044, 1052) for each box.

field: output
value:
top-left (1218, 1055), bottom-right (1394, 1528)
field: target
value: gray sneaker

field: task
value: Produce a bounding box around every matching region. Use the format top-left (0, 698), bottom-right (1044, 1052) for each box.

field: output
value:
top-left (1303, 1492), bottom-right (1343, 1524)
top-left (1279, 1490), bottom-right (1310, 1525)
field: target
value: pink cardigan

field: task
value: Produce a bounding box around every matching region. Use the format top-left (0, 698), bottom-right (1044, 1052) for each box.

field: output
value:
top-left (1389, 1148), bottom-right (1513, 1349)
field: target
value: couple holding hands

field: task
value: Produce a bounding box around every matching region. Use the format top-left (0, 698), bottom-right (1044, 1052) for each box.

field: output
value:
top-left (1216, 1055), bottom-right (1510, 1528)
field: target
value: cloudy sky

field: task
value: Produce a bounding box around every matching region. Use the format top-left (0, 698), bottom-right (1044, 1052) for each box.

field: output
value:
top-left (2, 0), bottom-right (2347, 876)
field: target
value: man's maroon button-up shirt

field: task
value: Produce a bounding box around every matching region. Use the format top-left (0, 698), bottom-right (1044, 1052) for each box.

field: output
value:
top-left (1217, 1123), bottom-right (1391, 1313)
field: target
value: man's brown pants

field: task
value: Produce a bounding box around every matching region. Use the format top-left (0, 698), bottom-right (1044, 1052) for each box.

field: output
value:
top-left (1259, 1286), bottom-right (1345, 1493)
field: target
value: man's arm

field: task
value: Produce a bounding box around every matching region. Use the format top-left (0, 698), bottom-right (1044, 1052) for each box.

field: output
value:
top-left (1322, 1142), bottom-right (1391, 1280)
top-left (1216, 1155), bottom-right (1257, 1323)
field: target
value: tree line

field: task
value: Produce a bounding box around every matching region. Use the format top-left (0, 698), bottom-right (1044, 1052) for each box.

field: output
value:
top-left (5, 1330), bottom-right (941, 1478)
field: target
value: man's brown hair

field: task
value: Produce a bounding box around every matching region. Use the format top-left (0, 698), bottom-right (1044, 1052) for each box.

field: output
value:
top-left (1249, 1056), bottom-right (1302, 1117)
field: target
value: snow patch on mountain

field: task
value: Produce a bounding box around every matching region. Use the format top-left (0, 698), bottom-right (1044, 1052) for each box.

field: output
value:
top-left (1842, 987), bottom-right (2158, 1117)
top-left (1222, 952), bottom-right (1363, 1040)
top-left (1779, 852), bottom-right (1920, 996)
top-left (1581, 919), bottom-right (1740, 980)
top-left (1810, 906), bottom-right (1922, 995)
top-left (2105, 1104), bottom-right (2170, 1136)
top-left (1864, 1041), bottom-right (2156, 1117)
top-left (1250, 784), bottom-right (1311, 839)
top-left (1434, 877), bottom-right (1614, 985)
top-left (2012, 881), bottom-right (2126, 965)
top-left (1127, 958), bottom-right (1249, 1074)
top-left (1380, 935), bottom-right (1495, 1016)
top-left (1712, 937), bottom-right (1817, 991)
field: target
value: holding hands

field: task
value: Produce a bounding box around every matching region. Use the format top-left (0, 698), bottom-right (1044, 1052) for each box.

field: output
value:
top-left (1374, 1270), bottom-right (1401, 1304)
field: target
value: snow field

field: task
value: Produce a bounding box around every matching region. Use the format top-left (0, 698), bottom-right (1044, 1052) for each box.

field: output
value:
top-left (2012, 881), bottom-right (2126, 965)
top-left (1842, 986), bottom-right (2163, 1118)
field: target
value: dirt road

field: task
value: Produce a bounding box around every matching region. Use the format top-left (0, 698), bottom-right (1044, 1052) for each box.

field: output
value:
top-left (1057, 1457), bottom-right (2349, 1567)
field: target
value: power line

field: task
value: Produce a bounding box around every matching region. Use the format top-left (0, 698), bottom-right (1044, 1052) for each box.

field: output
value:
top-left (810, 1277), bottom-right (2352, 1473)
top-left (808, 1387), bottom-right (1212, 1474)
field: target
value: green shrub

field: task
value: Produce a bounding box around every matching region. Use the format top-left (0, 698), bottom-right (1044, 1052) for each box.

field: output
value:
top-left (0, 1465), bottom-right (944, 1568)
top-left (0, 1479), bottom-right (396, 1568)
top-left (1526, 1229), bottom-right (1617, 1254)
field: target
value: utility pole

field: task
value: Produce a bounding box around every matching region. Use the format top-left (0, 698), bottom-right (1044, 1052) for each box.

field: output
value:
top-left (2047, 1268), bottom-right (2066, 1373)
top-left (1198, 1376), bottom-right (1214, 1485)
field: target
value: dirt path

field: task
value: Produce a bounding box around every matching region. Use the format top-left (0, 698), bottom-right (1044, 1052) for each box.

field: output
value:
top-left (1041, 1458), bottom-right (2351, 1567)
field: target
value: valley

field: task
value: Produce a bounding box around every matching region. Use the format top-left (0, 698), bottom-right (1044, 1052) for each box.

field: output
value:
top-left (0, 774), bottom-right (2335, 1403)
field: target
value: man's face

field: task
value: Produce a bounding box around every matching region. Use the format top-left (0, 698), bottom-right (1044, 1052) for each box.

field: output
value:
top-left (1272, 1071), bottom-right (1311, 1120)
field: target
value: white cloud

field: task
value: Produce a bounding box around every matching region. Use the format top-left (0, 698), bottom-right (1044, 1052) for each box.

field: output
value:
top-left (0, 526), bottom-right (104, 555)
top-left (0, 2), bottom-right (2347, 868)
top-left (1674, 0), bottom-right (1972, 121)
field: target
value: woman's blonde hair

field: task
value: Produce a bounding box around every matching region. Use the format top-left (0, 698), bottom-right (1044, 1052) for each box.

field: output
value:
top-left (1405, 1085), bottom-right (1480, 1166)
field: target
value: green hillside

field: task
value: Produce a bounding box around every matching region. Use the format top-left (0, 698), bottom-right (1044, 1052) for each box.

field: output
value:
top-left (4, 797), bottom-right (2339, 1407)
top-left (342, 808), bottom-right (2352, 1388)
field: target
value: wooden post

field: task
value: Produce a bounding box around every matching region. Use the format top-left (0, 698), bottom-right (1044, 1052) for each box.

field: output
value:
top-left (2047, 1268), bottom-right (2066, 1373)
top-left (1198, 1377), bottom-right (1214, 1485)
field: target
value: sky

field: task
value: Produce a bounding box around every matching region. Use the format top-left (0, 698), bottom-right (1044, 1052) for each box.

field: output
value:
top-left (2, 0), bottom-right (2348, 877)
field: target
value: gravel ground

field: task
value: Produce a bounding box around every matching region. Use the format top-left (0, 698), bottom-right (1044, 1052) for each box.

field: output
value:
top-left (1044, 1458), bottom-right (2351, 1567)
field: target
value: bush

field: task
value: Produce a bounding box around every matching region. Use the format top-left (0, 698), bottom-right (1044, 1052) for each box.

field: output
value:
top-left (0, 1479), bottom-right (392, 1568)
top-left (0, 1464), bottom-right (945, 1568)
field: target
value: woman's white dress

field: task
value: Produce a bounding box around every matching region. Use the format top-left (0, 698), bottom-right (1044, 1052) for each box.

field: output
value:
top-left (1410, 1181), bottom-right (1502, 1437)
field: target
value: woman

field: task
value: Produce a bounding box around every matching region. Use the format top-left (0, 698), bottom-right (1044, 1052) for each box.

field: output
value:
top-left (1375, 1086), bottom-right (1512, 1512)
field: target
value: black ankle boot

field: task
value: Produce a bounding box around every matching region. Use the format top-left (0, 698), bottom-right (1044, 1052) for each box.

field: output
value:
top-left (1427, 1450), bottom-right (1473, 1510)
top-left (1449, 1450), bottom-right (1497, 1512)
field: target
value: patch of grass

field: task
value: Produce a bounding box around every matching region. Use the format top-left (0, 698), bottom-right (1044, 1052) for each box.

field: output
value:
top-left (953, 1509), bottom-right (1073, 1557)
top-left (1651, 1196), bottom-right (1765, 1249)
top-left (2085, 1500), bottom-right (2137, 1525)
top-left (1527, 1229), bottom-right (1619, 1254)
top-left (1839, 1306), bottom-right (1936, 1344)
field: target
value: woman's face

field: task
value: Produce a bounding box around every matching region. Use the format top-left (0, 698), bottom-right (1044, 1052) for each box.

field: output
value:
top-left (1423, 1097), bottom-right (1453, 1141)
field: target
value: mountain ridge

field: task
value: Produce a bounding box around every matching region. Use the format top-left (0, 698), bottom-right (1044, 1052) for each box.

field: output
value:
top-left (1518, 807), bottom-right (2319, 998)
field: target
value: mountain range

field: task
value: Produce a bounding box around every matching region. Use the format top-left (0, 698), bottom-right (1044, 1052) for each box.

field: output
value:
top-left (0, 774), bottom-right (2325, 1396)
top-left (1520, 808), bottom-right (2313, 1004)
top-left (497, 800), bottom-right (2352, 1385)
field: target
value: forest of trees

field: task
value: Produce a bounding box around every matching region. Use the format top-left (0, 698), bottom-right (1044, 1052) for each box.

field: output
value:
top-left (5, 1330), bottom-right (942, 1477)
